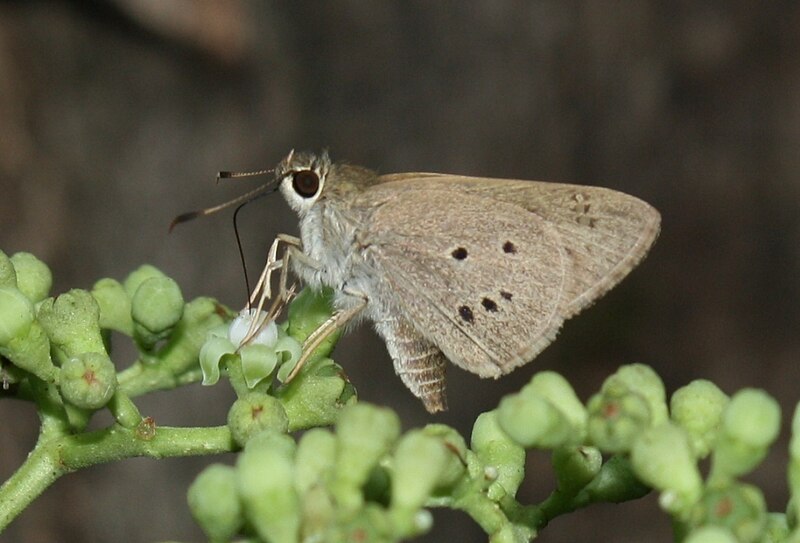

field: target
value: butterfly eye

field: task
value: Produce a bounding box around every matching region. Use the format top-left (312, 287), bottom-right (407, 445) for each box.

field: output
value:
top-left (292, 170), bottom-right (320, 198)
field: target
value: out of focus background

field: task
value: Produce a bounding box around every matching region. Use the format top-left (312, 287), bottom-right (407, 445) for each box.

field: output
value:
top-left (1, 1), bottom-right (798, 541)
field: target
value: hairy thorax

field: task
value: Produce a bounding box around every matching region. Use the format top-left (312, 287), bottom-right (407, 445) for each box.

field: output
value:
top-left (294, 202), bottom-right (384, 319)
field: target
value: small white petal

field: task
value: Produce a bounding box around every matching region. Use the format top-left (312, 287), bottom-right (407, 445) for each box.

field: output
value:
top-left (228, 309), bottom-right (277, 347)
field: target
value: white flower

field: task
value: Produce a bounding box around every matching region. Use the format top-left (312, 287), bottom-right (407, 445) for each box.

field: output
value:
top-left (199, 309), bottom-right (301, 388)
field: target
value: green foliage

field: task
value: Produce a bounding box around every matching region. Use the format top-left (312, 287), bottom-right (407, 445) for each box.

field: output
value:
top-left (2, 248), bottom-right (800, 542)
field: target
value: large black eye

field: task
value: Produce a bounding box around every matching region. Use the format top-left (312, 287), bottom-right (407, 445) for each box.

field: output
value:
top-left (292, 170), bottom-right (320, 198)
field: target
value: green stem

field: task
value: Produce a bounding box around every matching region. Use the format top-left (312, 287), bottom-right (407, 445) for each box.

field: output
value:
top-left (536, 489), bottom-right (585, 525)
top-left (107, 391), bottom-right (143, 428)
top-left (0, 438), bottom-right (61, 532)
top-left (58, 424), bottom-right (236, 466)
top-left (0, 424), bottom-right (236, 532)
top-left (31, 379), bottom-right (71, 438)
top-left (500, 496), bottom-right (545, 532)
top-left (117, 361), bottom-right (183, 397)
top-left (453, 490), bottom-right (509, 534)
top-left (176, 368), bottom-right (203, 387)
top-left (117, 358), bottom-right (204, 398)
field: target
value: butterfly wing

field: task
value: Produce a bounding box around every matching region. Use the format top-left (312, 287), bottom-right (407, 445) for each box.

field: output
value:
top-left (358, 174), bottom-right (659, 377)
top-left (359, 183), bottom-right (570, 377)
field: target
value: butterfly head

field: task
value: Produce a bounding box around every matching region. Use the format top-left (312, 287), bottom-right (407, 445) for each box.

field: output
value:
top-left (276, 150), bottom-right (332, 216)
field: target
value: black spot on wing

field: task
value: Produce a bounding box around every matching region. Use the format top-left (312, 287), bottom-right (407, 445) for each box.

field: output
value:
top-left (451, 247), bottom-right (468, 260)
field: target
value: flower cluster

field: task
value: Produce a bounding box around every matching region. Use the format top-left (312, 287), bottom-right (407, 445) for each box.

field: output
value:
top-left (2, 248), bottom-right (799, 543)
top-left (189, 362), bottom-right (794, 542)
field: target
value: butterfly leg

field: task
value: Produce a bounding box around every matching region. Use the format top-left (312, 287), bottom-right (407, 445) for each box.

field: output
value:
top-left (376, 315), bottom-right (448, 413)
top-left (241, 234), bottom-right (303, 344)
top-left (283, 292), bottom-right (368, 383)
top-left (248, 234), bottom-right (302, 307)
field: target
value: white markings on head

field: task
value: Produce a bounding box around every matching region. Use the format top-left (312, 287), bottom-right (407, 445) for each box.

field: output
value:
top-left (277, 151), bottom-right (331, 215)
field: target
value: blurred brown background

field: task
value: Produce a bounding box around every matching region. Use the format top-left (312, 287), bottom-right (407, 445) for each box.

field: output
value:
top-left (1, 1), bottom-right (799, 541)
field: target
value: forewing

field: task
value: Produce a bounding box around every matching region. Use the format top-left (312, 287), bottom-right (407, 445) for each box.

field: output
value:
top-left (377, 173), bottom-right (661, 318)
top-left (361, 187), bottom-right (570, 377)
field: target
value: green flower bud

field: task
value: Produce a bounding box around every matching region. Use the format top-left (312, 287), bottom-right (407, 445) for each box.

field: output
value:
top-left (59, 352), bottom-right (117, 409)
top-left (630, 422), bottom-right (702, 514)
top-left (287, 287), bottom-right (340, 360)
top-left (586, 386), bottom-right (651, 453)
top-left (237, 430), bottom-right (299, 543)
top-left (10, 252), bottom-right (52, 303)
top-left (301, 485), bottom-right (338, 542)
top-left (0, 250), bottom-right (16, 288)
top-left (606, 364), bottom-right (667, 424)
top-left (295, 428), bottom-right (337, 496)
top-left (684, 526), bottom-right (738, 543)
top-left (787, 498), bottom-right (799, 533)
top-left (521, 371), bottom-right (587, 435)
top-left (188, 464), bottom-right (243, 542)
top-left (131, 276), bottom-right (184, 348)
top-left (336, 504), bottom-right (397, 542)
top-left (690, 482), bottom-right (767, 543)
top-left (552, 445), bottom-right (602, 495)
top-left (156, 297), bottom-right (231, 378)
top-left (789, 405), bottom-right (800, 522)
top-left (228, 392), bottom-right (289, 447)
top-left (123, 264), bottom-right (167, 298)
top-left (389, 432), bottom-right (447, 538)
top-left (723, 389), bottom-right (781, 448)
top-left (471, 411), bottom-right (525, 499)
top-left (300, 485), bottom-right (335, 540)
top-left (331, 403), bottom-right (401, 513)
top-left (391, 430), bottom-right (449, 514)
top-left (278, 357), bottom-right (356, 431)
top-left (0, 285), bottom-right (42, 381)
top-left (37, 289), bottom-right (105, 357)
top-left (497, 390), bottom-right (574, 449)
top-left (710, 389), bottom-right (780, 482)
top-left (0, 320), bottom-right (56, 382)
top-left (671, 380), bottom-right (729, 458)
top-left (0, 287), bottom-right (35, 345)
top-left (245, 426), bottom-right (296, 457)
top-left (763, 513), bottom-right (790, 543)
top-left (581, 455), bottom-right (650, 504)
top-left (421, 424), bottom-right (468, 492)
top-left (91, 278), bottom-right (133, 335)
